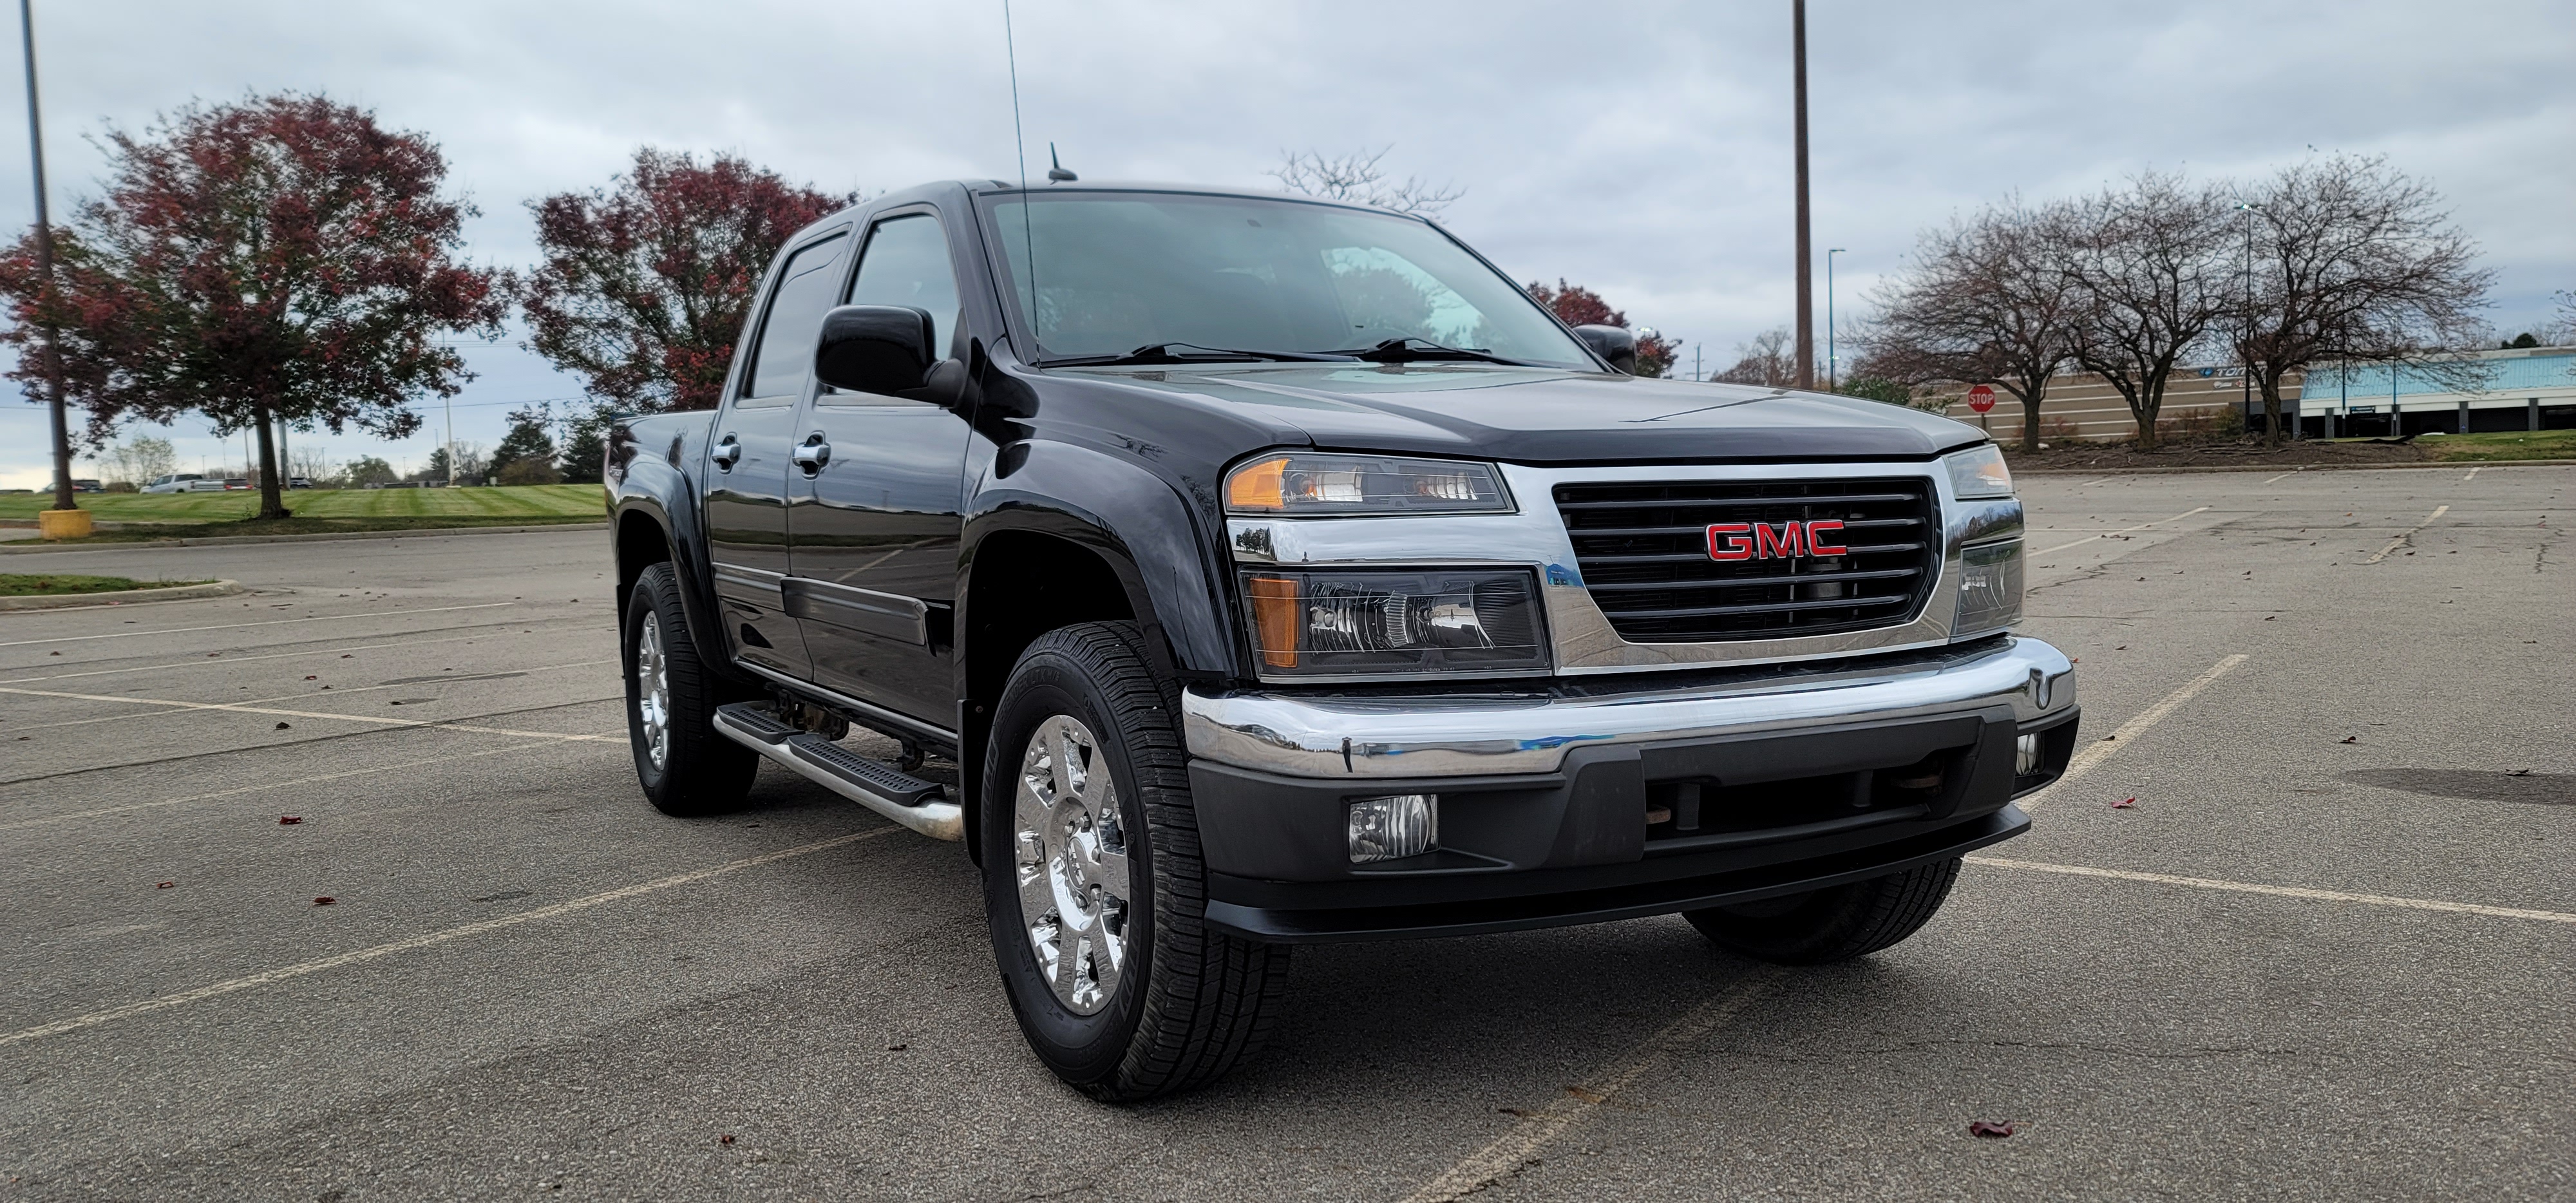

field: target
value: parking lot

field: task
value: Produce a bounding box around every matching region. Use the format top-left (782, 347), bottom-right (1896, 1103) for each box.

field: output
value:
top-left (2, 464), bottom-right (2568, 1201)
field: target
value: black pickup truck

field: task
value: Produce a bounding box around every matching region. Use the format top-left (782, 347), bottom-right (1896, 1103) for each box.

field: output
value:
top-left (604, 180), bottom-right (2079, 1100)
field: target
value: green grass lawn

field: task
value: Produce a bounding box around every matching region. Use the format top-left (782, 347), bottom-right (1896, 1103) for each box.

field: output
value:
top-left (0, 484), bottom-right (605, 526)
top-left (2412, 428), bottom-right (2576, 462)
top-left (0, 573), bottom-right (207, 596)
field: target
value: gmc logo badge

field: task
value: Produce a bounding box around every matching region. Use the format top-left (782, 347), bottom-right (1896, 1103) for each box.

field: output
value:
top-left (1708, 520), bottom-right (1847, 561)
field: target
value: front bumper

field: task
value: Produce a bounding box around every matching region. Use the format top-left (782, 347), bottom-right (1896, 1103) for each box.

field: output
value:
top-left (1180, 636), bottom-right (2078, 942)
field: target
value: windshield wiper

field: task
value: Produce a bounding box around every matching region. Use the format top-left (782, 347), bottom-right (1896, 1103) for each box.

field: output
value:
top-left (1330, 336), bottom-right (1526, 366)
top-left (1042, 342), bottom-right (1359, 367)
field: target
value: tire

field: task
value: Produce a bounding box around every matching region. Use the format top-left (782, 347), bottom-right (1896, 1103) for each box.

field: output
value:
top-left (1684, 858), bottom-right (1962, 965)
top-left (623, 561), bottom-right (758, 817)
top-left (980, 621), bottom-right (1291, 1101)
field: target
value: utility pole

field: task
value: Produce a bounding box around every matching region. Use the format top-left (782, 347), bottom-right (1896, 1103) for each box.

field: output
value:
top-left (1826, 247), bottom-right (1846, 391)
top-left (1790, 0), bottom-right (1814, 391)
top-left (443, 393), bottom-right (456, 487)
top-left (18, 0), bottom-right (75, 524)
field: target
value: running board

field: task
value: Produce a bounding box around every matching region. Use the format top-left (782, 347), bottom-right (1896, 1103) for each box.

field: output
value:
top-left (712, 703), bottom-right (963, 841)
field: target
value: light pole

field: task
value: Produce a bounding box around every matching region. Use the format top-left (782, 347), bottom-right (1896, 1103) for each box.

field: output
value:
top-left (17, 0), bottom-right (77, 531)
top-left (1790, 0), bottom-right (1814, 390)
top-left (2234, 200), bottom-right (2259, 435)
top-left (1826, 247), bottom-right (1846, 391)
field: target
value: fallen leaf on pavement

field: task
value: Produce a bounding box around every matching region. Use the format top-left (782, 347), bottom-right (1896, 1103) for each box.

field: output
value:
top-left (2338, 735), bottom-right (2358, 744)
top-left (275, 722), bottom-right (290, 730)
top-left (1564, 1085), bottom-right (1607, 1104)
top-left (312, 896), bottom-right (336, 906)
top-left (2112, 797), bottom-right (2136, 809)
top-left (305, 675), bottom-right (317, 680)
top-left (886, 1043), bottom-right (906, 1051)
top-left (279, 815), bottom-right (303, 825)
top-left (156, 882), bottom-right (175, 889)
top-left (719, 1134), bottom-right (735, 1146)
top-left (1969, 1121), bottom-right (2018, 1139)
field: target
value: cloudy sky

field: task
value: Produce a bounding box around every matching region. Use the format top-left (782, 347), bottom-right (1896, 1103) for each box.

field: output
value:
top-left (3, 0), bottom-right (2570, 486)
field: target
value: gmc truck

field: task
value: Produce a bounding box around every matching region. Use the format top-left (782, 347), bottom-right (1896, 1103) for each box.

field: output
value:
top-left (604, 180), bottom-right (2080, 1101)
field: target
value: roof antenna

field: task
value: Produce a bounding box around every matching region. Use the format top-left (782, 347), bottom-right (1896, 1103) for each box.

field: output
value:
top-left (1047, 143), bottom-right (1076, 183)
top-left (1001, 0), bottom-right (1039, 357)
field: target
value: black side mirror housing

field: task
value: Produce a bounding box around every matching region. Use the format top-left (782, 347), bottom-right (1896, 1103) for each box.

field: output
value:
top-left (1573, 325), bottom-right (1638, 375)
top-left (817, 305), bottom-right (967, 404)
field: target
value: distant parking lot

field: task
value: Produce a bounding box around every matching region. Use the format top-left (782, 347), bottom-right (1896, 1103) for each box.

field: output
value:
top-left (2, 465), bottom-right (2568, 1200)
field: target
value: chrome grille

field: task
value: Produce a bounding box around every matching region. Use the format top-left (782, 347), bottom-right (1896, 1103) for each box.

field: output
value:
top-left (1554, 477), bottom-right (1940, 643)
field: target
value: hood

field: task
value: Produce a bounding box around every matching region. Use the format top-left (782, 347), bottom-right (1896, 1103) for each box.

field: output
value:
top-left (1052, 362), bottom-right (1987, 464)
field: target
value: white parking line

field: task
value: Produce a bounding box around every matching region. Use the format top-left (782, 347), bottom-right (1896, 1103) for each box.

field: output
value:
top-left (2262, 469), bottom-right (2302, 484)
top-left (1, 629), bottom-right (553, 685)
top-left (1970, 856), bottom-right (2576, 925)
top-left (0, 827), bottom-right (902, 1048)
top-left (0, 602), bottom-right (518, 649)
top-left (2025, 654), bottom-right (2246, 811)
top-left (0, 683), bottom-right (621, 743)
top-left (1400, 971), bottom-right (1781, 1203)
top-left (2032, 506), bottom-right (2211, 556)
top-left (3, 660), bottom-right (614, 734)
top-left (2365, 504), bottom-right (2448, 563)
top-left (0, 743), bottom-right (598, 832)
top-left (2463, 467), bottom-right (2480, 482)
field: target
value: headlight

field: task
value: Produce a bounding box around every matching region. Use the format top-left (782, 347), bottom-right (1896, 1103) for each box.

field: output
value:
top-left (1943, 444), bottom-right (2014, 500)
top-left (1953, 540), bottom-right (2024, 636)
top-left (1240, 568), bottom-right (1547, 676)
top-left (1224, 453), bottom-right (1511, 516)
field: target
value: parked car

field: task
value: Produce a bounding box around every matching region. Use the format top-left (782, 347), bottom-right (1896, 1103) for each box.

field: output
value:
top-left (289, 477), bottom-right (314, 489)
top-left (604, 180), bottom-right (2079, 1101)
top-left (222, 478), bottom-right (250, 491)
top-left (71, 478), bottom-right (102, 493)
top-left (141, 473), bottom-right (206, 494)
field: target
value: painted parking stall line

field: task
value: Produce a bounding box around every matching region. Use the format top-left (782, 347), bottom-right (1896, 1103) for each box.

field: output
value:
top-left (2025, 654), bottom-right (2246, 810)
top-left (0, 602), bottom-right (519, 649)
top-left (1971, 856), bottom-right (2576, 925)
top-left (2032, 506), bottom-right (2211, 556)
top-left (2365, 504), bottom-right (2448, 563)
top-left (0, 827), bottom-right (902, 1049)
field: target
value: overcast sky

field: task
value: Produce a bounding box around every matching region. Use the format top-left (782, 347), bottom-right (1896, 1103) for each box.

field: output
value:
top-left (3, 0), bottom-right (2570, 487)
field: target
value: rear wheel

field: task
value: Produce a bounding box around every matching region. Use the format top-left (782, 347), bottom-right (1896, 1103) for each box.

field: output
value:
top-left (981, 621), bottom-right (1291, 1101)
top-left (623, 562), bottom-right (757, 816)
top-left (1684, 858), bottom-right (1962, 964)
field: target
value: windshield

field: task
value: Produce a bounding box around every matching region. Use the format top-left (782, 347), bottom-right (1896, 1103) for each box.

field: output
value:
top-left (981, 191), bottom-right (1595, 368)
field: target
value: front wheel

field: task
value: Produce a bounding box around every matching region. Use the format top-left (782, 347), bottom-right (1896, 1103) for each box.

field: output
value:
top-left (981, 622), bottom-right (1291, 1101)
top-left (1685, 858), bottom-right (1962, 964)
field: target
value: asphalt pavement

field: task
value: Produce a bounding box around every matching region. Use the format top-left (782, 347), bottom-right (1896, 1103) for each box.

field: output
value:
top-left (2, 466), bottom-right (2569, 1202)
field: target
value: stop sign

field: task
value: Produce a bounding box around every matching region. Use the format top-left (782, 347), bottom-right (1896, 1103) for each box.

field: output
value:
top-left (1966, 384), bottom-right (1996, 413)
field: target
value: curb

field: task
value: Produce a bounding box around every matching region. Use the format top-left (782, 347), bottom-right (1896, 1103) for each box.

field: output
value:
top-left (0, 521), bottom-right (603, 555)
top-left (0, 579), bottom-right (245, 611)
top-left (2014, 458), bottom-right (2576, 477)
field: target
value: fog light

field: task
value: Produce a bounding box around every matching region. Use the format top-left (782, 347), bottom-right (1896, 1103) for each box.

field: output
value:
top-left (1349, 794), bottom-right (1437, 863)
top-left (2015, 733), bottom-right (2042, 776)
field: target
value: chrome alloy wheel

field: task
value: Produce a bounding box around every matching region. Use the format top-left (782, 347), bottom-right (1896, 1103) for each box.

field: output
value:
top-left (635, 611), bottom-right (671, 771)
top-left (1013, 714), bottom-right (1132, 1015)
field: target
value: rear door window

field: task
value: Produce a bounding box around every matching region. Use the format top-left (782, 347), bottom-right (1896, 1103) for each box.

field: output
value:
top-left (739, 231), bottom-right (849, 407)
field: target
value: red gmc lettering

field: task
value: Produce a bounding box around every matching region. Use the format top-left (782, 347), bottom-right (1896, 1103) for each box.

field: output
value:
top-left (1707, 523), bottom-right (1754, 560)
top-left (1806, 520), bottom-right (1847, 556)
top-left (1754, 521), bottom-right (1807, 558)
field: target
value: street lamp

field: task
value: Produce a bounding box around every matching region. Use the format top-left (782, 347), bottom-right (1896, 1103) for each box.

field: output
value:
top-left (1826, 247), bottom-right (1847, 391)
top-left (2233, 200), bottom-right (2260, 435)
top-left (17, 0), bottom-right (82, 537)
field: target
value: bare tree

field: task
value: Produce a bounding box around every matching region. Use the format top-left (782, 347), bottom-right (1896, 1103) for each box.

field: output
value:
top-left (2058, 171), bottom-right (2237, 449)
top-left (1270, 147), bottom-right (1463, 218)
top-left (287, 443), bottom-right (334, 484)
top-left (1859, 198), bottom-right (2081, 451)
top-left (1712, 327), bottom-right (1799, 386)
top-left (2230, 156), bottom-right (2492, 445)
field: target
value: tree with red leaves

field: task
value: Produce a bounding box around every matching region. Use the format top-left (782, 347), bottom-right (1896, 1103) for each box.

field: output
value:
top-left (520, 150), bottom-right (855, 413)
top-left (0, 95), bottom-right (509, 520)
top-left (1525, 279), bottom-right (1680, 377)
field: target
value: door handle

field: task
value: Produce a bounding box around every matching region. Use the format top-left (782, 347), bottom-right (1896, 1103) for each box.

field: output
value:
top-left (711, 435), bottom-right (742, 470)
top-left (791, 435), bottom-right (831, 472)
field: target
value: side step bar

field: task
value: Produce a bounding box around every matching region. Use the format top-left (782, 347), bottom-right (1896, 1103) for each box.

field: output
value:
top-left (711, 703), bottom-right (964, 841)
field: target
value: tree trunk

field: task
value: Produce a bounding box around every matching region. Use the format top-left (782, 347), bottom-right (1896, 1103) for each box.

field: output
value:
top-left (2258, 370), bottom-right (2288, 448)
top-left (2011, 381), bottom-right (2049, 453)
top-left (252, 402), bottom-right (291, 520)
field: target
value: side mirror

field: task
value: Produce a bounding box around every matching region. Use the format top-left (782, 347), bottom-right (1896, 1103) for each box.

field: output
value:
top-left (1573, 325), bottom-right (1638, 375)
top-left (816, 305), bottom-right (942, 399)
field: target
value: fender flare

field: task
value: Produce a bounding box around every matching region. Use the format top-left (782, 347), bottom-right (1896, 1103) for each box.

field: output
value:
top-left (610, 461), bottom-right (732, 680)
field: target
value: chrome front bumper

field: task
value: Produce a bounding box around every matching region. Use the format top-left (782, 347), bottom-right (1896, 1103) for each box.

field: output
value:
top-left (1182, 636), bottom-right (2074, 780)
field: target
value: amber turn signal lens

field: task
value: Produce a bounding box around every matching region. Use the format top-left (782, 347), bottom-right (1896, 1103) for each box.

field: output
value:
top-left (1245, 574), bottom-right (1300, 668)
top-left (1226, 457), bottom-right (1289, 511)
